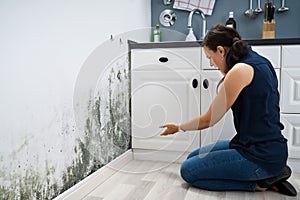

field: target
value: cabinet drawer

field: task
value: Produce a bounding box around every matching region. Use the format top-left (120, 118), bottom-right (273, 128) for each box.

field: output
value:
top-left (280, 68), bottom-right (300, 113)
top-left (281, 114), bottom-right (300, 159)
top-left (282, 45), bottom-right (300, 68)
top-left (201, 45), bottom-right (280, 69)
top-left (131, 47), bottom-right (201, 71)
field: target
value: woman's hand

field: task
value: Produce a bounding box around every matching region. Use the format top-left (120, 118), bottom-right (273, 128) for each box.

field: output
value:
top-left (159, 123), bottom-right (179, 136)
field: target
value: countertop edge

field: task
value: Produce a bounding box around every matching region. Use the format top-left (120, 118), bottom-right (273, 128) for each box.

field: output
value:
top-left (128, 40), bottom-right (202, 49)
top-left (128, 38), bottom-right (300, 49)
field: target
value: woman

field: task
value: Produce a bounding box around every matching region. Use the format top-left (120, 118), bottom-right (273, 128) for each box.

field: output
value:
top-left (160, 24), bottom-right (297, 196)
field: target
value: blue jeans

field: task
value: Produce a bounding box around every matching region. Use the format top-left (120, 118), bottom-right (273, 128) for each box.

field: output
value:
top-left (180, 141), bottom-right (277, 191)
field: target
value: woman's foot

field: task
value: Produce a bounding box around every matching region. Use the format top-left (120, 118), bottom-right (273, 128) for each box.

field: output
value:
top-left (257, 166), bottom-right (291, 188)
top-left (256, 166), bottom-right (297, 196)
top-left (274, 180), bottom-right (297, 196)
top-left (255, 184), bottom-right (267, 192)
top-left (256, 181), bottom-right (297, 196)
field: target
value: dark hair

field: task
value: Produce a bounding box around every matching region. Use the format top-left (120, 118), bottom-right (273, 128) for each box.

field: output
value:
top-left (202, 24), bottom-right (249, 72)
top-left (202, 24), bottom-right (249, 93)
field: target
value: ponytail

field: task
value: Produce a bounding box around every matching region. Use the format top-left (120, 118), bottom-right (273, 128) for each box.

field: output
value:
top-left (225, 37), bottom-right (249, 72)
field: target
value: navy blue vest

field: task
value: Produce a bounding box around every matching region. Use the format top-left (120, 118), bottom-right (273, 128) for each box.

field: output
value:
top-left (230, 47), bottom-right (288, 174)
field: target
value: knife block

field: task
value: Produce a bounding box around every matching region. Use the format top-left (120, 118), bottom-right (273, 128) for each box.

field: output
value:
top-left (262, 20), bottom-right (275, 39)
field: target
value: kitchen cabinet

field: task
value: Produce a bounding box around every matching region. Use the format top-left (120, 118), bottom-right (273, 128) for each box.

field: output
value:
top-left (131, 47), bottom-right (201, 159)
top-left (130, 43), bottom-right (290, 163)
top-left (281, 45), bottom-right (300, 161)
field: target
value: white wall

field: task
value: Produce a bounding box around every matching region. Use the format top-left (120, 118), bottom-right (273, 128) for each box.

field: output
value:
top-left (0, 0), bottom-right (151, 198)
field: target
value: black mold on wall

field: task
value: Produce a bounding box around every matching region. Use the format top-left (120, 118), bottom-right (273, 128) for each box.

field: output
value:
top-left (0, 56), bottom-right (130, 199)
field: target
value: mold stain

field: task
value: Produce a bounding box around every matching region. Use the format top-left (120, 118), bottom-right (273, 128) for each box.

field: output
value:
top-left (0, 160), bottom-right (59, 200)
top-left (61, 59), bottom-right (130, 194)
top-left (0, 56), bottom-right (130, 199)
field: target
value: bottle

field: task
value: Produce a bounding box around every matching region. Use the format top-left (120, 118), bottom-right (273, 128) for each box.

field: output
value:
top-left (153, 24), bottom-right (162, 42)
top-left (226, 11), bottom-right (236, 29)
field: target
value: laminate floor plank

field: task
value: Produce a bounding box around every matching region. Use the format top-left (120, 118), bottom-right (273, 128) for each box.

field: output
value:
top-left (83, 160), bottom-right (143, 199)
top-left (83, 160), bottom-right (300, 200)
top-left (122, 181), bottom-right (156, 200)
top-left (185, 186), bottom-right (226, 200)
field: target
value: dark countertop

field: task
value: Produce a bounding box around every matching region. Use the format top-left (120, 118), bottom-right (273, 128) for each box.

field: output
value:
top-left (129, 38), bottom-right (300, 49)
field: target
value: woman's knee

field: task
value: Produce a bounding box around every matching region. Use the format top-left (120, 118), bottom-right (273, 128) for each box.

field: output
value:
top-left (187, 141), bottom-right (230, 160)
top-left (180, 161), bottom-right (194, 183)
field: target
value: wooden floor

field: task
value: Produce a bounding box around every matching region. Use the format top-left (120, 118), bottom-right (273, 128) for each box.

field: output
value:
top-left (82, 160), bottom-right (300, 200)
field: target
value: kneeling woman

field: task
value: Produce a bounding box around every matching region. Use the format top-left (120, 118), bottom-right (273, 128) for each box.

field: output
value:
top-left (160, 24), bottom-right (297, 196)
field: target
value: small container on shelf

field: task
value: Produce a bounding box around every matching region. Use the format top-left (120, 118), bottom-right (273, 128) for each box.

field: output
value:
top-left (152, 24), bottom-right (162, 42)
top-left (225, 11), bottom-right (236, 29)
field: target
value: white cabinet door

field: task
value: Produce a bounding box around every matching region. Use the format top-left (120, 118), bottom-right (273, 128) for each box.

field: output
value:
top-left (282, 45), bottom-right (300, 68)
top-left (281, 45), bottom-right (300, 163)
top-left (281, 69), bottom-right (300, 113)
top-left (281, 114), bottom-right (300, 159)
top-left (200, 70), bottom-right (236, 146)
top-left (281, 45), bottom-right (300, 113)
top-left (131, 69), bottom-right (200, 152)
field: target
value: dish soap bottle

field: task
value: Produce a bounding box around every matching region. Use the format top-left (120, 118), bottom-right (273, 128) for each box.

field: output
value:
top-left (153, 24), bottom-right (162, 42)
top-left (225, 11), bottom-right (236, 29)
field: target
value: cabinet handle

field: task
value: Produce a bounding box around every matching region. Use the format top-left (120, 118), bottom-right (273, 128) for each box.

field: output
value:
top-left (159, 57), bottom-right (168, 63)
top-left (192, 79), bottom-right (198, 88)
top-left (203, 79), bottom-right (209, 89)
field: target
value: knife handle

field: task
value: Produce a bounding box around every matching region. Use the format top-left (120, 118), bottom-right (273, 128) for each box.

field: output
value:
top-left (264, 2), bottom-right (267, 21)
top-left (271, 6), bottom-right (275, 22)
top-left (267, 2), bottom-right (272, 22)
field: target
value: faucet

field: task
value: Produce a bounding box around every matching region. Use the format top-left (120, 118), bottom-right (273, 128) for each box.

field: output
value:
top-left (186, 9), bottom-right (206, 41)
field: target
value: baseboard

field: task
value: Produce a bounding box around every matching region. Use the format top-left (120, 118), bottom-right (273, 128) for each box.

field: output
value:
top-left (132, 148), bottom-right (189, 163)
top-left (54, 150), bottom-right (133, 200)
